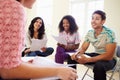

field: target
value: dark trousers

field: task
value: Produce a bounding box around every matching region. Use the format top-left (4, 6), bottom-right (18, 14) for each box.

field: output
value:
top-left (67, 53), bottom-right (116, 80)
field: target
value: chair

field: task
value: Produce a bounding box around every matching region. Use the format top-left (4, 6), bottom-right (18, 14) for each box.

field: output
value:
top-left (81, 46), bottom-right (120, 80)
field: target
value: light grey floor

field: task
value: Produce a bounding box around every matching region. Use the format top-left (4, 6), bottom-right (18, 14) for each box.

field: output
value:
top-left (76, 64), bottom-right (119, 80)
top-left (48, 55), bottom-right (119, 80)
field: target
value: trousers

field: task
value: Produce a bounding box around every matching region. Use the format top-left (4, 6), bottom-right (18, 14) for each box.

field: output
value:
top-left (26, 47), bottom-right (54, 57)
top-left (55, 46), bottom-right (75, 64)
top-left (67, 53), bottom-right (116, 80)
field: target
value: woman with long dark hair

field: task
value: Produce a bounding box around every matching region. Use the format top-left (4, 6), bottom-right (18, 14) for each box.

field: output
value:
top-left (22, 17), bottom-right (54, 57)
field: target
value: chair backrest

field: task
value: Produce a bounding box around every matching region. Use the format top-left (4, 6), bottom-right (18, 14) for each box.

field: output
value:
top-left (116, 46), bottom-right (120, 57)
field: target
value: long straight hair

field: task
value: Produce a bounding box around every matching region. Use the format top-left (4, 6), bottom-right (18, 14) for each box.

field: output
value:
top-left (29, 17), bottom-right (45, 39)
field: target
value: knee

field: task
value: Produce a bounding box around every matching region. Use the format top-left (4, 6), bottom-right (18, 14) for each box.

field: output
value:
top-left (45, 48), bottom-right (54, 56)
top-left (48, 48), bottom-right (54, 54)
top-left (93, 61), bottom-right (105, 72)
top-left (27, 52), bottom-right (36, 56)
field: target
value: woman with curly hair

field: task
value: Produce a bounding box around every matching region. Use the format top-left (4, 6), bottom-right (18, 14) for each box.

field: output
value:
top-left (55, 15), bottom-right (81, 66)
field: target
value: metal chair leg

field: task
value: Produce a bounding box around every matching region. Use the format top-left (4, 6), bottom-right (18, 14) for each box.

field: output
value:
top-left (81, 67), bottom-right (90, 80)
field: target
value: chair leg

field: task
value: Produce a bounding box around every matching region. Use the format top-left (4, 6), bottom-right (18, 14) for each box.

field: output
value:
top-left (108, 71), bottom-right (115, 80)
top-left (118, 69), bottom-right (120, 80)
top-left (109, 59), bottom-right (120, 80)
top-left (81, 67), bottom-right (90, 80)
top-left (118, 61), bottom-right (120, 80)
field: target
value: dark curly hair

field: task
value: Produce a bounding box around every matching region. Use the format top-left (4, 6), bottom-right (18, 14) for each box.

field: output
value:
top-left (58, 15), bottom-right (78, 35)
top-left (29, 17), bottom-right (45, 39)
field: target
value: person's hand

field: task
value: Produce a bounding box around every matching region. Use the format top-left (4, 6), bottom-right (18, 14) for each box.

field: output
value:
top-left (28, 59), bottom-right (33, 63)
top-left (24, 48), bottom-right (31, 54)
top-left (71, 53), bottom-right (78, 60)
top-left (75, 55), bottom-right (89, 64)
top-left (41, 47), bottom-right (46, 52)
top-left (57, 67), bottom-right (78, 80)
top-left (71, 52), bottom-right (81, 60)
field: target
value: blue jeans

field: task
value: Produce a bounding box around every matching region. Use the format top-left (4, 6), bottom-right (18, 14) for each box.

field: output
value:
top-left (26, 47), bottom-right (54, 57)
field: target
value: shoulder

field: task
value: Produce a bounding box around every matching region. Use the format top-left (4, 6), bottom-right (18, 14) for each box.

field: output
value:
top-left (59, 31), bottom-right (64, 35)
top-left (73, 31), bottom-right (79, 35)
top-left (84, 29), bottom-right (94, 40)
top-left (0, 0), bottom-right (26, 22)
top-left (43, 33), bottom-right (47, 37)
top-left (104, 26), bottom-right (114, 33)
top-left (75, 31), bottom-right (79, 34)
top-left (86, 29), bottom-right (94, 36)
top-left (27, 30), bottom-right (31, 36)
top-left (103, 26), bottom-right (116, 43)
top-left (103, 26), bottom-right (115, 36)
top-left (88, 29), bottom-right (94, 33)
top-left (0, 0), bottom-right (24, 10)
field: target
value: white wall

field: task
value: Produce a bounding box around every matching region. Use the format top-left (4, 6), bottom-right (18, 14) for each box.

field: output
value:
top-left (25, 3), bottom-right (37, 32)
top-left (104, 0), bottom-right (120, 45)
top-left (52, 0), bottom-right (69, 35)
top-left (26, 0), bottom-right (120, 46)
top-left (47, 0), bottom-right (70, 51)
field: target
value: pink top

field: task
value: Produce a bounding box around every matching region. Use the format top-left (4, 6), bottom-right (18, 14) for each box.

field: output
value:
top-left (0, 0), bottom-right (26, 69)
top-left (59, 31), bottom-right (80, 45)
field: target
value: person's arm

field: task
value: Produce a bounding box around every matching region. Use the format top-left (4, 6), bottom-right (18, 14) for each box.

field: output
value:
top-left (23, 31), bottom-right (32, 54)
top-left (25, 31), bottom-right (32, 48)
top-left (78, 41), bottom-right (90, 54)
top-left (71, 41), bottom-right (90, 60)
top-left (89, 42), bottom-right (116, 62)
top-left (2, 63), bottom-right (78, 80)
top-left (76, 42), bottom-right (116, 64)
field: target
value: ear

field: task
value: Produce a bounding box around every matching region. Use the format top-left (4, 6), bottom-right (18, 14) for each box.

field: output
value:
top-left (102, 20), bottom-right (105, 24)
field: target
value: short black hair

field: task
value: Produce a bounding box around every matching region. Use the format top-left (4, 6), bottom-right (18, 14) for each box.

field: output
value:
top-left (93, 10), bottom-right (106, 20)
